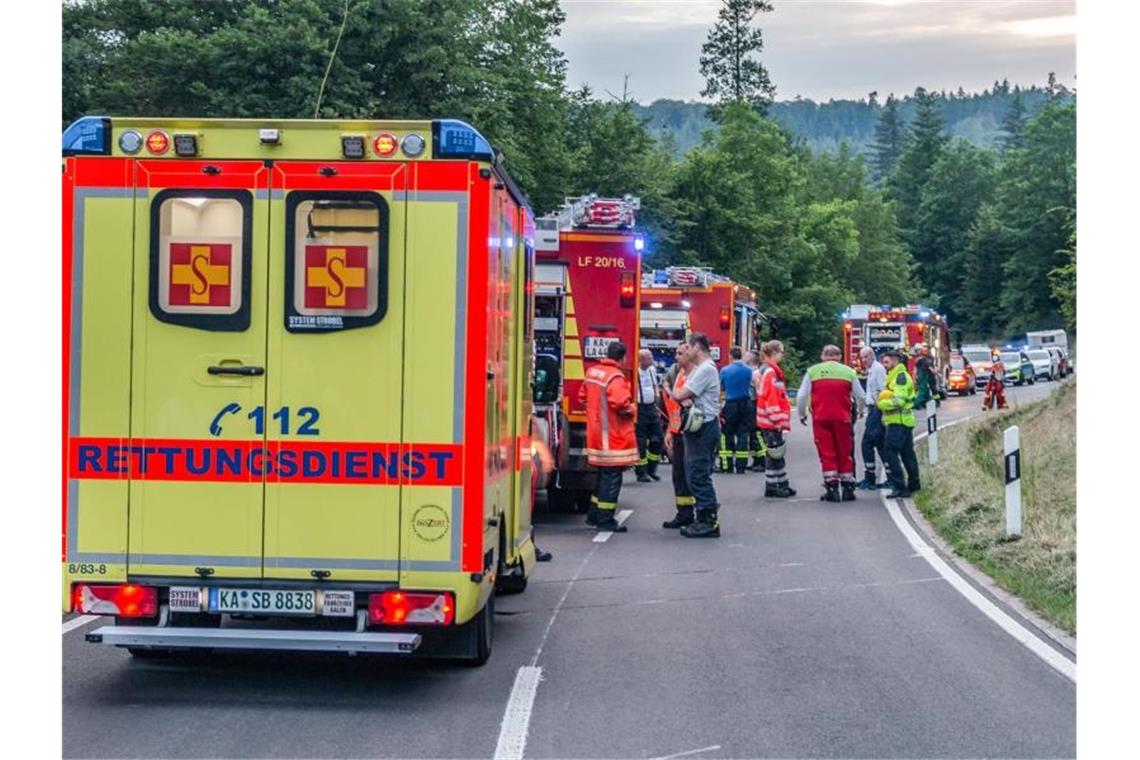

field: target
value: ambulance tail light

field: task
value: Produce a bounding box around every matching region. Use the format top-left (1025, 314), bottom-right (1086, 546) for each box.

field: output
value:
top-left (620, 272), bottom-right (636, 308)
top-left (71, 583), bottom-right (158, 618)
top-left (719, 307), bottom-right (731, 330)
top-left (368, 591), bottom-right (455, 626)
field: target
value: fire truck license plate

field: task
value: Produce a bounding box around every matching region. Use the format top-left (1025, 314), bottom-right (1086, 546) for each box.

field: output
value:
top-left (207, 588), bottom-right (317, 615)
top-left (584, 336), bottom-right (619, 358)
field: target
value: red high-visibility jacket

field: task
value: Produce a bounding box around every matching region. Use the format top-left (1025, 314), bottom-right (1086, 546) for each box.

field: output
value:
top-left (578, 358), bottom-right (638, 467)
top-left (755, 360), bottom-right (791, 431)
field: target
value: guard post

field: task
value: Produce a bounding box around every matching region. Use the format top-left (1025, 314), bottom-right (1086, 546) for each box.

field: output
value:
top-left (926, 400), bottom-right (938, 465)
top-left (1004, 425), bottom-right (1022, 538)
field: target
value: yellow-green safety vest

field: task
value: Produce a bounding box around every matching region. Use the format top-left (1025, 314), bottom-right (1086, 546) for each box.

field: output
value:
top-left (877, 364), bottom-right (916, 428)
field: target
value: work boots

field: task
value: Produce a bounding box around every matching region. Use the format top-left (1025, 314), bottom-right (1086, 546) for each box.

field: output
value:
top-left (764, 484), bottom-right (797, 498)
top-left (820, 482), bottom-right (842, 503)
top-left (841, 482), bottom-right (857, 502)
top-left (584, 502), bottom-right (599, 526)
top-left (856, 475), bottom-right (877, 491)
top-left (662, 506), bottom-right (695, 529)
top-left (680, 509), bottom-right (720, 538)
top-left (595, 513), bottom-right (628, 533)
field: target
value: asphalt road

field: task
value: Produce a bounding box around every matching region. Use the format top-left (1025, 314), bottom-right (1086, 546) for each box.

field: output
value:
top-left (62, 379), bottom-right (1071, 759)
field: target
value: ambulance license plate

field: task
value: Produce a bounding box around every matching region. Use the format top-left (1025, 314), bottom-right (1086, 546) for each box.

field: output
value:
top-left (207, 588), bottom-right (317, 616)
top-left (584, 336), bottom-right (619, 358)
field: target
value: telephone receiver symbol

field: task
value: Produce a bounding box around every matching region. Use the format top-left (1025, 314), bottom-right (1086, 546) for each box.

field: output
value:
top-left (209, 403), bottom-right (242, 437)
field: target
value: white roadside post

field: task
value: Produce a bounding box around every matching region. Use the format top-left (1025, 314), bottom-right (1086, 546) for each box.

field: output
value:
top-left (925, 400), bottom-right (938, 465)
top-left (1004, 425), bottom-right (1022, 538)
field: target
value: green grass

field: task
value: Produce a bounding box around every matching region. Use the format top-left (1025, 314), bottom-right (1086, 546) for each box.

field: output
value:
top-left (914, 380), bottom-right (1076, 635)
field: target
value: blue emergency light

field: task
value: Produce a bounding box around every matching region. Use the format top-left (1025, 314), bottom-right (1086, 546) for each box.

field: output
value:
top-left (432, 119), bottom-right (494, 160)
top-left (62, 116), bottom-right (112, 156)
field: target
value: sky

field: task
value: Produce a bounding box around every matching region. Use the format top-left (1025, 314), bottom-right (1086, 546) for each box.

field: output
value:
top-left (556, 0), bottom-right (1076, 103)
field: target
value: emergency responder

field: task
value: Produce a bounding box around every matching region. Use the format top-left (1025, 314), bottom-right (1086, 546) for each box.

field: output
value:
top-left (878, 349), bottom-right (921, 498)
top-left (856, 346), bottom-right (888, 490)
top-left (745, 350), bottom-right (767, 470)
top-left (578, 341), bottom-right (638, 532)
top-left (719, 346), bottom-right (754, 474)
top-left (662, 343), bottom-right (696, 528)
top-left (796, 345), bottom-right (866, 502)
top-left (634, 349), bottom-right (664, 482)
top-left (670, 333), bottom-right (723, 538)
top-left (913, 345), bottom-right (941, 409)
top-left (755, 340), bottom-right (795, 498)
top-left (982, 349), bottom-right (1009, 411)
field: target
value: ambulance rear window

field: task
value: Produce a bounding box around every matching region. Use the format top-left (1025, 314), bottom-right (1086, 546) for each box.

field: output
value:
top-left (285, 192), bottom-right (388, 332)
top-left (150, 190), bottom-right (252, 332)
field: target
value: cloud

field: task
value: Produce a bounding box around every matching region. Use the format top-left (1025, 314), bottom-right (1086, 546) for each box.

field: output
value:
top-left (556, 0), bottom-right (1076, 102)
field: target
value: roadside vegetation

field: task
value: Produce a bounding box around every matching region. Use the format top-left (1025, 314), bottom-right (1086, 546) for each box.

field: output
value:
top-left (915, 381), bottom-right (1076, 634)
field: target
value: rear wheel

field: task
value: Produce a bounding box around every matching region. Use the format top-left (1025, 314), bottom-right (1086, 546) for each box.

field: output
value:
top-left (458, 593), bottom-right (494, 667)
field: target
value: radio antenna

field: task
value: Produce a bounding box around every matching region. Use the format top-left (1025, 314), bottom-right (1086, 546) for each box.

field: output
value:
top-left (313, 0), bottom-right (351, 118)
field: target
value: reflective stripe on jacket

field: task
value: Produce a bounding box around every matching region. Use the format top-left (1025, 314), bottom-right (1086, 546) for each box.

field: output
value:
top-left (578, 358), bottom-right (638, 466)
top-left (755, 360), bottom-right (791, 431)
top-left (802, 360), bottom-right (860, 423)
top-left (877, 363), bottom-right (916, 428)
top-left (664, 369), bottom-right (688, 435)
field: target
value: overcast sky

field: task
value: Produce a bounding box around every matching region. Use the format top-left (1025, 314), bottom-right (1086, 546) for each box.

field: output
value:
top-left (557, 0), bottom-right (1076, 103)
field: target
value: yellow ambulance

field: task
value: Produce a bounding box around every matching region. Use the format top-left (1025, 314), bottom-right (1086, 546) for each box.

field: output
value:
top-left (62, 116), bottom-right (538, 664)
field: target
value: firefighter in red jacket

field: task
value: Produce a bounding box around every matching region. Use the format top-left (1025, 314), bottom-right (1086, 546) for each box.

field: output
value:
top-left (578, 341), bottom-right (638, 532)
top-left (754, 339), bottom-right (796, 498)
top-left (796, 344), bottom-right (866, 502)
top-left (982, 349), bottom-right (1009, 410)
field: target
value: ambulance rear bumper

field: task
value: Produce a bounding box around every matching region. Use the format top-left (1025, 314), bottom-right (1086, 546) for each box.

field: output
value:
top-left (86, 625), bottom-right (422, 654)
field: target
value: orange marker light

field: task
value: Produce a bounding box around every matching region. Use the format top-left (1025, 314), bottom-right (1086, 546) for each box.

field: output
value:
top-left (373, 133), bottom-right (398, 157)
top-left (145, 130), bottom-right (169, 154)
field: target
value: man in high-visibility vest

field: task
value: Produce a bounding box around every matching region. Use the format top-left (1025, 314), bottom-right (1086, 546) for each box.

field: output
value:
top-left (877, 349), bottom-right (921, 498)
top-left (662, 342), bottom-right (696, 528)
top-left (578, 341), bottom-right (639, 532)
top-left (796, 345), bottom-right (866, 502)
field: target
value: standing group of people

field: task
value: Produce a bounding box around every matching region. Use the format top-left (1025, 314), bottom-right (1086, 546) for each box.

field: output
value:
top-left (577, 335), bottom-right (923, 540)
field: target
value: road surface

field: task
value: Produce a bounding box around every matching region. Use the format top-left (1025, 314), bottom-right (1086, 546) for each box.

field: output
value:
top-left (63, 380), bottom-right (1072, 759)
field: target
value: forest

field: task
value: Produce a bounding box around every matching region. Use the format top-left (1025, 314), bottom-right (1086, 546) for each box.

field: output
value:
top-left (63, 0), bottom-right (1076, 364)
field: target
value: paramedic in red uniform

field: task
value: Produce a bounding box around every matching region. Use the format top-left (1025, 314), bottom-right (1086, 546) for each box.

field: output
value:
top-left (578, 341), bottom-right (639, 532)
top-left (796, 345), bottom-right (866, 502)
top-left (982, 349), bottom-right (1009, 410)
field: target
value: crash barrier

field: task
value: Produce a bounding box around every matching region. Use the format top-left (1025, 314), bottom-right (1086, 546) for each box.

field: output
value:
top-left (1004, 425), bottom-right (1022, 538)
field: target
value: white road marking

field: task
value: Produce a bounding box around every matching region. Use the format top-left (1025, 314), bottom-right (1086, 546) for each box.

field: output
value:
top-left (653, 745), bottom-right (722, 760)
top-left (592, 509), bottom-right (633, 542)
top-left (494, 544), bottom-right (599, 760)
top-left (61, 615), bottom-right (99, 635)
top-left (493, 666), bottom-right (543, 760)
top-left (879, 489), bottom-right (1076, 682)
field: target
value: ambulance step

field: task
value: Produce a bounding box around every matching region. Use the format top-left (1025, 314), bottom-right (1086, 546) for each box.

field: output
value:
top-left (86, 625), bottom-right (421, 654)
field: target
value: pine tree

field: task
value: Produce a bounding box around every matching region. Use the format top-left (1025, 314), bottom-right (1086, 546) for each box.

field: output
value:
top-left (698, 0), bottom-right (776, 116)
top-left (869, 93), bottom-right (908, 183)
top-left (998, 92), bottom-right (1026, 152)
top-left (886, 87), bottom-right (945, 231)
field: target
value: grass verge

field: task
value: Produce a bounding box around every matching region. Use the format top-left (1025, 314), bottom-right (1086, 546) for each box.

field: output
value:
top-left (915, 380), bottom-right (1076, 635)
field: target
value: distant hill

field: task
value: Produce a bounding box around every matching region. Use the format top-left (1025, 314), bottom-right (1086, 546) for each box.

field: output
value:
top-left (632, 84), bottom-right (1073, 157)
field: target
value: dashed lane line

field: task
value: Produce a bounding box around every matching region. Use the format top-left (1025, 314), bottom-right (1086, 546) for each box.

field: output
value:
top-left (592, 508), bottom-right (634, 543)
top-left (62, 615), bottom-right (99, 635)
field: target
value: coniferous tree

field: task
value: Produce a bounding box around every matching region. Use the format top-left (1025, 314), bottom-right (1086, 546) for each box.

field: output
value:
top-left (698, 0), bottom-right (776, 117)
top-left (998, 92), bottom-right (1026, 152)
top-left (869, 94), bottom-right (908, 183)
top-left (886, 87), bottom-right (946, 242)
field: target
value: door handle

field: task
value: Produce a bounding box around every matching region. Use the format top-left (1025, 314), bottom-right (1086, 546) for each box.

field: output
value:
top-left (207, 365), bottom-right (265, 377)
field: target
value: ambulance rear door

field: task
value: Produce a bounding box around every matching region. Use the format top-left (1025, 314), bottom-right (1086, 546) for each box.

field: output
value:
top-left (128, 160), bottom-right (270, 579)
top-left (261, 161), bottom-right (409, 582)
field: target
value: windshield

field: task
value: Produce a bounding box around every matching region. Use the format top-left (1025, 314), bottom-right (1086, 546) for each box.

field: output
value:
top-left (950, 357), bottom-right (966, 369)
top-left (963, 350), bottom-right (989, 363)
top-left (1028, 350), bottom-right (1050, 361)
top-left (1001, 352), bottom-right (1020, 364)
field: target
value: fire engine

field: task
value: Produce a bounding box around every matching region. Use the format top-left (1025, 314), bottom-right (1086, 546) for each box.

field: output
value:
top-left (843, 304), bottom-right (951, 380)
top-left (640, 267), bottom-right (760, 370)
top-left (531, 195), bottom-right (643, 510)
top-left (62, 115), bottom-right (539, 664)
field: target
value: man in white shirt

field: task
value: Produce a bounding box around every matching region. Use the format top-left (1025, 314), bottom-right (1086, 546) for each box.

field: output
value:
top-left (634, 349), bottom-right (664, 482)
top-left (857, 347), bottom-right (889, 490)
top-left (670, 333), bottom-right (723, 538)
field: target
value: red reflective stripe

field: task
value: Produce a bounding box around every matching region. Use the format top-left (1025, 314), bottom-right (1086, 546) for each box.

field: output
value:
top-left (462, 163), bottom-right (487, 573)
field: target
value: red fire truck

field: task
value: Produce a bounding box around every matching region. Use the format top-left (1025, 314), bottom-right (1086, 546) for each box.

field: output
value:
top-left (843, 304), bottom-right (951, 381)
top-left (531, 195), bottom-right (643, 510)
top-left (640, 267), bottom-right (760, 371)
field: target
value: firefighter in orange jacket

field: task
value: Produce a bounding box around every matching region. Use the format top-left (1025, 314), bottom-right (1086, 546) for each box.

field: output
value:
top-left (578, 341), bottom-right (638, 532)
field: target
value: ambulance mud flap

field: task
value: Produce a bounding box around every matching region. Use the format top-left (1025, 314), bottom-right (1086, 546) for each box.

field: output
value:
top-left (85, 625), bottom-right (421, 654)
